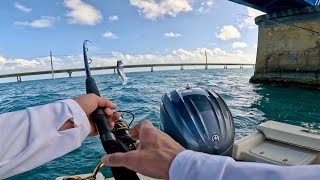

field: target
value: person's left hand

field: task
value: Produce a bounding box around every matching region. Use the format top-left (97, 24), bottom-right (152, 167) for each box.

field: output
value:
top-left (73, 94), bottom-right (121, 136)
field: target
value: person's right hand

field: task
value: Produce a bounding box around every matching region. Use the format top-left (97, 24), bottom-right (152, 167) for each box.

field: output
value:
top-left (73, 94), bottom-right (121, 136)
top-left (101, 120), bottom-right (186, 180)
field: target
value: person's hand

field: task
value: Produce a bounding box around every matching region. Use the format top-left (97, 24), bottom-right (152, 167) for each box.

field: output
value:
top-left (101, 120), bottom-right (186, 179)
top-left (73, 94), bottom-right (121, 136)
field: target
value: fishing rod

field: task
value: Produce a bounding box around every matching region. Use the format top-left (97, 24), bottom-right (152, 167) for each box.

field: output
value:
top-left (83, 40), bottom-right (140, 180)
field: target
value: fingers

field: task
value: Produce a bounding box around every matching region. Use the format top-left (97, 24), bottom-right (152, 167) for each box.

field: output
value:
top-left (91, 94), bottom-right (117, 109)
top-left (101, 151), bottom-right (140, 170)
top-left (112, 112), bottom-right (121, 121)
top-left (129, 120), bottom-right (153, 140)
top-left (103, 109), bottom-right (121, 129)
top-left (105, 108), bottom-right (115, 117)
top-left (85, 93), bottom-right (117, 109)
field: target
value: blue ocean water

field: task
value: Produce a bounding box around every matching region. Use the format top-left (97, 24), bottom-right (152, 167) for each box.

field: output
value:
top-left (1, 68), bottom-right (319, 179)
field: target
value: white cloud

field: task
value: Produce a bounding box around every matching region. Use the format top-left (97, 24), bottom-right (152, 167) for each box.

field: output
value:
top-left (232, 42), bottom-right (247, 49)
top-left (197, 0), bottom-right (214, 14)
top-left (109, 16), bottom-right (119, 22)
top-left (64, 0), bottom-right (102, 25)
top-left (239, 7), bottom-right (265, 29)
top-left (216, 25), bottom-right (241, 40)
top-left (130, 0), bottom-right (192, 20)
top-left (0, 55), bottom-right (83, 75)
top-left (233, 50), bottom-right (244, 55)
top-left (0, 57), bottom-right (43, 74)
top-left (92, 48), bottom-right (255, 66)
top-left (164, 32), bottom-right (182, 38)
top-left (14, 2), bottom-right (32, 12)
top-left (102, 32), bottom-right (119, 39)
top-left (0, 57), bottom-right (6, 65)
top-left (15, 16), bottom-right (56, 28)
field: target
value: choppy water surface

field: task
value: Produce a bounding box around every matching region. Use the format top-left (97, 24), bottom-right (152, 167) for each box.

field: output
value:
top-left (1, 69), bottom-right (319, 179)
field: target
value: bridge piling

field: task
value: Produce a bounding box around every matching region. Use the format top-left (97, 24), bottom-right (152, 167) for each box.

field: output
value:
top-left (114, 69), bottom-right (116, 74)
top-left (205, 50), bottom-right (208, 70)
top-left (250, 6), bottom-right (320, 87)
top-left (181, 65), bottom-right (184, 70)
top-left (224, 65), bottom-right (228, 69)
top-left (151, 66), bottom-right (154, 72)
top-left (50, 51), bottom-right (55, 80)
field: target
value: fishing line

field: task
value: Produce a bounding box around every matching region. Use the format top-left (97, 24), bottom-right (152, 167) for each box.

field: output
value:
top-left (115, 111), bottom-right (135, 127)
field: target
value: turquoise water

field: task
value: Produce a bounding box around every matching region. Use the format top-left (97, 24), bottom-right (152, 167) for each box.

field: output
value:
top-left (1, 68), bottom-right (319, 179)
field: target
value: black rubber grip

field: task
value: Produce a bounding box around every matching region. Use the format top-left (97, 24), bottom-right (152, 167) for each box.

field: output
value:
top-left (86, 76), bottom-right (101, 96)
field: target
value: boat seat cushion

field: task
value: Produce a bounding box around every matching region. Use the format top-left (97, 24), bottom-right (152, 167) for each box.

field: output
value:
top-left (257, 121), bottom-right (320, 151)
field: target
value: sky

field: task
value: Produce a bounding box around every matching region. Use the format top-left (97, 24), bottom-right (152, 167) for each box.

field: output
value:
top-left (0, 0), bottom-right (265, 79)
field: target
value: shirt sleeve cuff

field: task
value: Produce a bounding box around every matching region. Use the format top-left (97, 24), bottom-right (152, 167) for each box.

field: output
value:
top-left (59, 99), bottom-right (91, 138)
top-left (169, 150), bottom-right (233, 180)
top-left (169, 150), bottom-right (194, 180)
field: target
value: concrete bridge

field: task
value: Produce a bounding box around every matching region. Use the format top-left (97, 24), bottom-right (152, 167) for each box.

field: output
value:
top-left (0, 63), bottom-right (255, 82)
top-left (228, 0), bottom-right (320, 87)
top-left (229, 0), bottom-right (319, 13)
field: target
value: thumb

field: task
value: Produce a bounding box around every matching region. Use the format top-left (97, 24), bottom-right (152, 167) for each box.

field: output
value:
top-left (101, 151), bottom-right (138, 168)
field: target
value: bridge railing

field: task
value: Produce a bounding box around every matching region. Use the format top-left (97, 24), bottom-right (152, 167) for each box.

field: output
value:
top-left (0, 63), bottom-right (255, 82)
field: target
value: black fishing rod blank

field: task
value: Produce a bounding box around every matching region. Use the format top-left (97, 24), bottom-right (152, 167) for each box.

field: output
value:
top-left (82, 40), bottom-right (140, 180)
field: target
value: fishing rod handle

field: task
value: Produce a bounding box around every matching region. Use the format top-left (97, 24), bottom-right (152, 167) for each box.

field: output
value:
top-left (86, 77), bottom-right (140, 180)
top-left (86, 77), bottom-right (116, 140)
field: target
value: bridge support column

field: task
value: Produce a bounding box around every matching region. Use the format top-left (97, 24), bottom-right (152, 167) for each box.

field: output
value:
top-left (240, 65), bottom-right (243, 69)
top-left (181, 65), bottom-right (184, 70)
top-left (17, 76), bottom-right (21, 83)
top-left (67, 71), bottom-right (72, 78)
top-left (151, 66), bottom-right (154, 72)
top-left (114, 69), bottom-right (116, 74)
top-left (205, 65), bottom-right (208, 70)
top-left (250, 7), bottom-right (320, 87)
top-left (224, 65), bottom-right (227, 69)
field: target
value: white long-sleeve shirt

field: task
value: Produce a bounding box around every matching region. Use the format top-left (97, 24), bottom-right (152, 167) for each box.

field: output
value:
top-left (1, 100), bottom-right (319, 180)
top-left (0, 99), bottom-right (90, 179)
top-left (170, 150), bottom-right (320, 180)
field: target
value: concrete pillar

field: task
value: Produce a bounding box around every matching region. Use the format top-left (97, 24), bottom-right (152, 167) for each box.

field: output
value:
top-left (114, 68), bottom-right (116, 74)
top-left (181, 65), bottom-right (184, 70)
top-left (240, 65), bottom-right (243, 69)
top-left (67, 71), bottom-right (72, 78)
top-left (205, 65), bottom-right (208, 70)
top-left (250, 7), bottom-right (320, 87)
top-left (224, 65), bottom-right (227, 69)
top-left (151, 66), bottom-right (154, 72)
